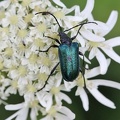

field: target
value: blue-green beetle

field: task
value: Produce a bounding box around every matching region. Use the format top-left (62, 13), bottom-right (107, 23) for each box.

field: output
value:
top-left (35, 12), bottom-right (95, 89)
top-left (59, 42), bottom-right (80, 81)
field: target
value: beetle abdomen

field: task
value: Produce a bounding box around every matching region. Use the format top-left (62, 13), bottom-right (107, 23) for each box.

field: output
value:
top-left (58, 42), bottom-right (80, 81)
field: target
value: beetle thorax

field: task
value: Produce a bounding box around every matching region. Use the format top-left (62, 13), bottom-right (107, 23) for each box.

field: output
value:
top-left (59, 32), bottom-right (72, 45)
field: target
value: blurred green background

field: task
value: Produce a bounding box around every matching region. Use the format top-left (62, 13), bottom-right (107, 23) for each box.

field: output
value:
top-left (0, 0), bottom-right (120, 120)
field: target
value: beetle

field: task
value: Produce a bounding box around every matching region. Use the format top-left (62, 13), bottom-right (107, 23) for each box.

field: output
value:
top-left (35, 11), bottom-right (95, 90)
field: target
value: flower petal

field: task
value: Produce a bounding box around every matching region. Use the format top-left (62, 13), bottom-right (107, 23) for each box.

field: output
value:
top-left (80, 0), bottom-right (94, 20)
top-left (96, 49), bottom-right (108, 74)
top-left (104, 37), bottom-right (120, 47)
top-left (64, 81), bottom-right (76, 91)
top-left (102, 11), bottom-right (118, 36)
top-left (57, 92), bottom-right (72, 104)
top-left (36, 91), bottom-right (52, 111)
top-left (52, 0), bottom-right (66, 7)
top-left (101, 47), bottom-right (120, 63)
top-left (86, 66), bottom-right (100, 79)
top-left (66, 16), bottom-right (84, 21)
top-left (78, 47), bottom-right (91, 64)
top-left (88, 88), bottom-right (116, 109)
top-left (2, 18), bottom-right (10, 27)
top-left (80, 55), bottom-right (91, 64)
top-left (86, 21), bottom-right (108, 32)
top-left (89, 47), bottom-right (97, 60)
top-left (15, 108), bottom-right (29, 120)
top-left (58, 106), bottom-right (75, 119)
top-left (91, 21), bottom-right (109, 36)
top-left (77, 34), bottom-right (86, 47)
top-left (56, 113), bottom-right (74, 120)
top-left (5, 103), bottom-right (23, 110)
top-left (75, 87), bottom-right (89, 111)
top-left (30, 109), bottom-right (38, 120)
top-left (80, 28), bottom-right (105, 42)
top-left (0, 0), bottom-right (10, 8)
top-left (90, 79), bottom-right (120, 90)
top-left (41, 116), bottom-right (51, 120)
top-left (55, 74), bottom-right (62, 87)
top-left (86, 59), bottom-right (111, 78)
top-left (74, 5), bottom-right (81, 16)
top-left (5, 108), bottom-right (29, 120)
top-left (65, 5), bottom-right (79, 15)
top-left (5, 110), bottom-right (21, 120)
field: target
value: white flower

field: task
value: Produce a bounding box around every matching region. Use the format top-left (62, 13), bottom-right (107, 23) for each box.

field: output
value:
top-left (36, 73), bottom-right (71, 111)
top-left (65, 59), bottom-right (120, 111)
top-left (77, 0), bottom-right (94, 21)
top-left (5, 103), bottom-right (29, 120)
top-left (0, 0), bottom-right (120, 120)
top-left (5, 79), bottom-right (18, 95)
top-left (29, 0), bottom-right (52, 10)
top-left (0, 0), bottom-right (12, 9)
top-left (1, 3), bottom-right (26, 33)
top-left (0, 75), bottom-right (10, 100)
top-left (69, 10), bottom-right (120, 74)
top-left (52, 0), bottom-right (95, 29)
top-left (66, 10), bottom-right (120, 75)
top-left (41, 103), bottom-right (75, 120)
top-left (84, 11), bottom-right (120, 74)
top-left (5, 94), bottom-right (43, 120)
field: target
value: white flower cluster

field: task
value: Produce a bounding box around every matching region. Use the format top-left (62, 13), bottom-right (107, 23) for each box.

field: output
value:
top-left (0, 0), bottom-right (120, 120)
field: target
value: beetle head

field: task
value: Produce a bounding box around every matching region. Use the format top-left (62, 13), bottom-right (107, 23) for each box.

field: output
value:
top-left (59, 32), bottom-right (72, 45)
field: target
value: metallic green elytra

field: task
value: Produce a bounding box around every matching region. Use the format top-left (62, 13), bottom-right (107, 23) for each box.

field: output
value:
top-left (58, 42), bottom-right (79, 81)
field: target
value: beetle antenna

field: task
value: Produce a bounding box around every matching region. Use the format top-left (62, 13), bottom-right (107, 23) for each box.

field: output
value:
top-left (71, 21), bottom-right (97, 40)
top-left (64, 21), bottom-right (97, 33)
top-left (35, 11), bottom-right (62, 32)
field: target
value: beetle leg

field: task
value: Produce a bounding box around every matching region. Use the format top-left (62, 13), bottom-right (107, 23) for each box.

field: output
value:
top-left (38, 44), bottom-right (58, 52)
top-left (79, 51), bottom-right (85, 74)
top-left (79, 68), bottom-right (87, 89)
top-left (79, 51), bottom-right (85, 71)
top-left (44, 35), bottom-right (61, 45)
top-left (79, 51), bottom-right (87, 88)
top-left (80, 68), bottom-right (90, 94)
top-left (79, 52), bottom-right (89, 70)
top-left (39, 62), bottom-right (60, 91)
top-left (79, 51), bottom-right (83, 56)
